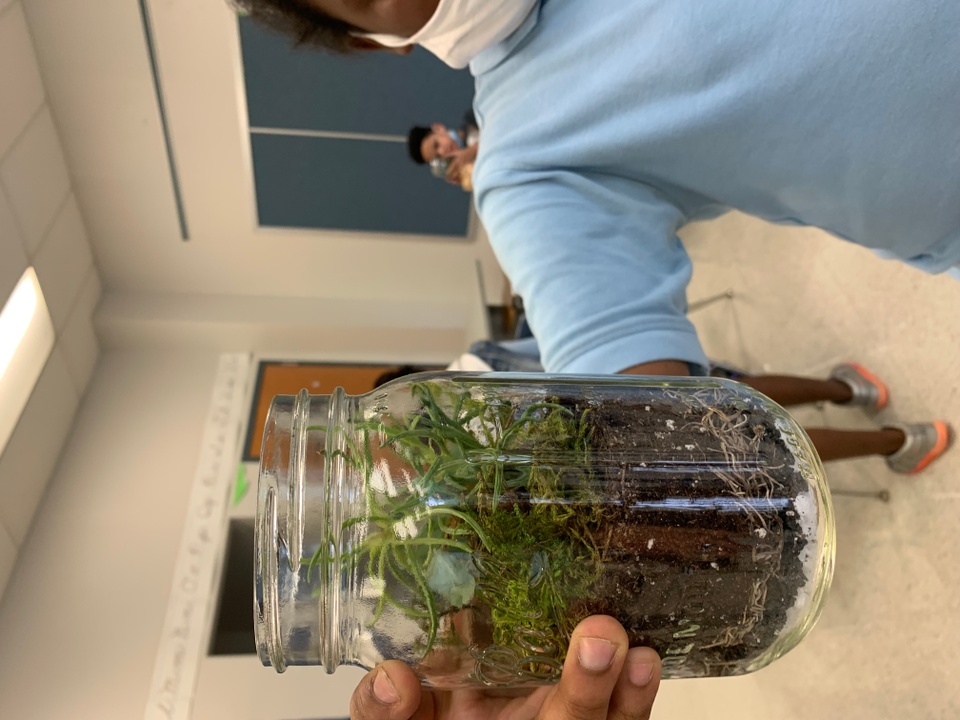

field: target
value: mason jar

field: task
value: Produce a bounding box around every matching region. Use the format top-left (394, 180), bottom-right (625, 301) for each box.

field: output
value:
top-left (429, 156), bottom-right (452, 178)
top-left (255, 372), bottom-right (834, 688)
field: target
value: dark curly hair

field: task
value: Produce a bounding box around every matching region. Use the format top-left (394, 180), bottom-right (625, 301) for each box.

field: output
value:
top-left (231, 0), bottom-right (357, 53)
top-left (407, 126), bottom-right (431, 164)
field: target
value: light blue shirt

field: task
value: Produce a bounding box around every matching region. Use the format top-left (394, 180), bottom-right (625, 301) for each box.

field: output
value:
top-left (470, 0), bottom-right (960, 374)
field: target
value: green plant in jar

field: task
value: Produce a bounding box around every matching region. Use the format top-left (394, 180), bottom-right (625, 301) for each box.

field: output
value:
top-left (256, 373), bottom-right (834, 687)
top-left (306, 381), bottom-right (606, 669)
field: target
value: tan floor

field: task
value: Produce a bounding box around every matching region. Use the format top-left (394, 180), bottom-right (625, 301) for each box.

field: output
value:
top-left (650, 213), bottom-right (960, 718)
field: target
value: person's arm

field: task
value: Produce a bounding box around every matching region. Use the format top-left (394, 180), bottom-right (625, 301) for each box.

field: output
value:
top-left (621, 359), bottom-right (691, 376)
top-left (476, 169), bottom-right (706, 376)
top-left (444, 145), bottom-right (480, 186)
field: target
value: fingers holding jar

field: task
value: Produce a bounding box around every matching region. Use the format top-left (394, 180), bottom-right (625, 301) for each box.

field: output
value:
top-left (350, 660), bottom-right (426, 720)
top-left (540, 616), bottom-right (661, 720)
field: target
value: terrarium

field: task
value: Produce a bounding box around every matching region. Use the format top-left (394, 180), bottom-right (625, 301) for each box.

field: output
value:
top-left (255, 372), bottom-right (834, 687)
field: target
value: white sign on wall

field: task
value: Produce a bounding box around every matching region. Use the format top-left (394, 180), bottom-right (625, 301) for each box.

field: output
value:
top-left (144, 353), bottom-right (252, 720)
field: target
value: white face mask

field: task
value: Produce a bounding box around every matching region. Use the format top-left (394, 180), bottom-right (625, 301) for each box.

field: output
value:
top-left (364, 0), bottom-right (538, 69)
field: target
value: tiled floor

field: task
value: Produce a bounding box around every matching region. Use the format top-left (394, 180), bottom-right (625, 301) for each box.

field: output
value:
top-left (652, 212), bottom-right (960, 718)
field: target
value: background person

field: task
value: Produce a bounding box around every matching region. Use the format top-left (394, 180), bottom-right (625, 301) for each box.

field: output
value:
top-left (407, 111), bottom-right (479, 189)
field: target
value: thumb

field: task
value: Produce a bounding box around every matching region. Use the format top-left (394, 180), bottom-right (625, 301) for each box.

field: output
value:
top-left (349, 660), bottom-right (422, 720)
top-left (540, 615), bottom-right (629, 720)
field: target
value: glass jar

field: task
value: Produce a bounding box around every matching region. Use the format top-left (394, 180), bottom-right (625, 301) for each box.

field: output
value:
top-left (255, 372), bottom-right (834, 687)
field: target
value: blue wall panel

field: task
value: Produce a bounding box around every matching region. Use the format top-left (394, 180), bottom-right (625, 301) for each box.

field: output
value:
top-left (239, 18), bottom-right (476, 236)
top-left (240, 19), bottom-right (475, 136)
top-left (251, 134), bottom-right (472, 236)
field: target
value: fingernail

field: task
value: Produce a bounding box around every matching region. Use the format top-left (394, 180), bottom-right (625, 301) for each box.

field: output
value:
top-left (578, 637), bottom-right (617, 672)
top-left (628, 660), bottom-right (654, 687)
top-left (373, 669), bottom-right (399, 705)
top-left (627, 648), bottom-right (656, 687)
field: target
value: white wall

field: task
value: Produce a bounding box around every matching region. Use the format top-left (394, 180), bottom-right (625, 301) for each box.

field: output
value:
top-left (0, 0), bottom-right (101, 598)
top-left (96, 290), bottom-right (478, 366)
top-left (0, 350), bottom-right (220, 719)
top-left (193, 656), bottom-right (365, 720)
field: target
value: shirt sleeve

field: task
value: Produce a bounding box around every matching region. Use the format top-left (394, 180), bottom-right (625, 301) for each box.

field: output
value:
top-left (475, 169), bottom-right (708, 374)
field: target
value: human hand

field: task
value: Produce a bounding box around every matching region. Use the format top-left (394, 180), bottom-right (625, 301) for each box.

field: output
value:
top-left (349, 615), bottom-right (662, 720)
top-left (444, 146), bottom-right (478, 187)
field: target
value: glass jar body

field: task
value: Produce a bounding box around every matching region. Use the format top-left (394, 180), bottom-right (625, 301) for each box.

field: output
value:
top-left (255, 372), bottom-right (834, 687)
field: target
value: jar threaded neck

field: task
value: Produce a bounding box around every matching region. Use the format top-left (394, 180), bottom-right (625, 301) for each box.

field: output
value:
top-left (320, 387), bottom-right (349, 671)
top-left (256, 388), bottom-right (349, 672)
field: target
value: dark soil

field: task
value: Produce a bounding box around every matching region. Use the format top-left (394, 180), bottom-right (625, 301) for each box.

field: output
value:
top-left (557, 385), bottom-right (814, 677)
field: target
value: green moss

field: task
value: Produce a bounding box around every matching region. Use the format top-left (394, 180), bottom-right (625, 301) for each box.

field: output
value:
top-left (478, 504), bottom-right (602, 651)
top-left (307, 380), bottom-right (605, 660)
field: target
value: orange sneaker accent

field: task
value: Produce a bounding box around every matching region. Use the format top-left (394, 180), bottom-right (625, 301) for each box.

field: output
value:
top-left (908, 421), bottom-right (953, 475)
top-left (846, 362), bottom-right (889, 410)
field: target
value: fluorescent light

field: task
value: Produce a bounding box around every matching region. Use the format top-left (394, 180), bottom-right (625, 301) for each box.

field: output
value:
top-left (0, 268), bottom-right (54, 458)
top-left (0, 269), bottom-right (40, 379)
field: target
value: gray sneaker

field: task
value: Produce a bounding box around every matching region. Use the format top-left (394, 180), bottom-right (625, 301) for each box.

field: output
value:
top-left (830, 363), bottom-right (889, 410)
top-left (885, 422), bottom-right (953, 475)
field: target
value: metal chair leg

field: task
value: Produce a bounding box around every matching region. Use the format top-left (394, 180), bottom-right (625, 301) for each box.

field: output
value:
top-left (689, 288), bottom-right (735, 313)
top-left (831, 489), bottom-right (891, 503)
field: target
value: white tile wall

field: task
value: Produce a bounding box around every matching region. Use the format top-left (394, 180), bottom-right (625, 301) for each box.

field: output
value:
top-left (0, 523), bottom-right (14, 600)
top-left (33, 194), bottom-right (94, 331)
top-left (0, 1), bottom-right (102, 585)
top-left (0, 347), bottom-right (79, 546)
top-left (0, 2), bottom-right (44, 159)
top-left (58, 270), bottom-right (102, 394)
top-left (0, 188), bottom-right (28, 301)
top-left (0, 107), bottom-right (70, 254)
